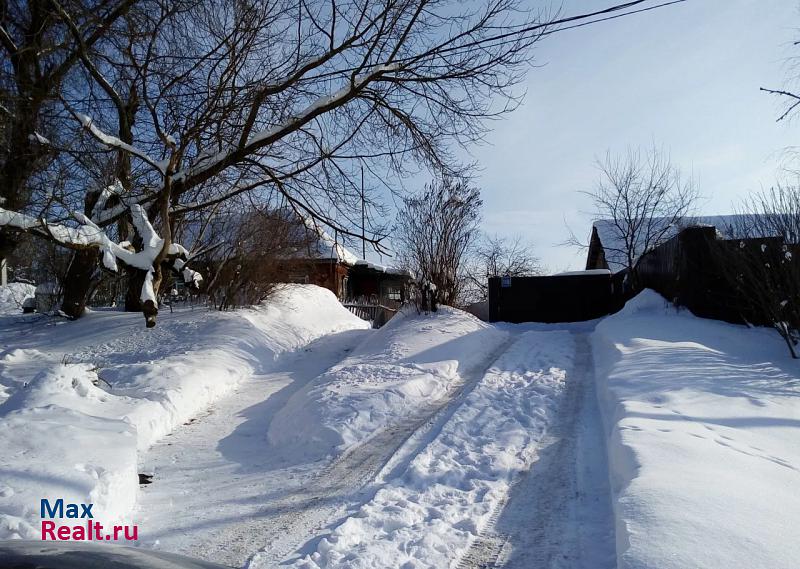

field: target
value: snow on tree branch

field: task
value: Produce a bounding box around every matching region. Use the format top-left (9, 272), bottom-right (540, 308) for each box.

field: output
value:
top-left (0, 204), bottom-right (163, 271)
top-left (76, 113), bottom-right (168, 175)
top-left (174, 64), bottom-right (401, 185)
top-left (0, 203), bottom-right (199, 322)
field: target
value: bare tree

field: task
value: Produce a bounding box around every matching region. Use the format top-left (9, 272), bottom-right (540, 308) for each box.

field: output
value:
top-left (0, 0), bottom-right (551, 325)
top-left (0, 1), bottom-right (694, 326)
top-left (0, 0), bottom-right (137, 295)
top-left (582, 146), bottom-right (697, 287)
top-left (193, 205), bottom-right (320, 310)
top-left (395, 177), bottom-right (482, 306)
top-left (712, 186), bottom-right (800, 358)
top-left (464, 234), bottom-right (540, 303)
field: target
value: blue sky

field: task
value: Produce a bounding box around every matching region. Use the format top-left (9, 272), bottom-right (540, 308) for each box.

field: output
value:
top-left (463, 0), bottom-right (800, 272)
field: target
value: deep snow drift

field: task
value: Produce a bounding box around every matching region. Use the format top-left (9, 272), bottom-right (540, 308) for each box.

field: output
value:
top-left (268, 306), bottom-right (509, 458)
top-left (593, 290), bottom-right (800, 569)
top-left (0, 285), bottom-right (368, 540)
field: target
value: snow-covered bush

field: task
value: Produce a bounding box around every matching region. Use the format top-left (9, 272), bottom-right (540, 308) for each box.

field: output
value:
top-left (0, 283), bottom-right (36, 315)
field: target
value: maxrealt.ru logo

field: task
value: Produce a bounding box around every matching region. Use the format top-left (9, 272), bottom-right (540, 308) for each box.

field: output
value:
top-left (40, 499), bottom-right (138, 541)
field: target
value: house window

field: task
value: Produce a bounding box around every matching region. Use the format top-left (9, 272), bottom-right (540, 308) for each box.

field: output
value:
top-left (385, 286), bottom-right (402, 301)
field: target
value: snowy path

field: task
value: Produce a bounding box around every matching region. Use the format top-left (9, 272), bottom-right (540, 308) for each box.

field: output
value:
top-left (244, 334), bottom-right (518, 569)
top-left (135, 319), bottom-right (616, 569)
top-left (137, 327), bottom-right (516, 568)
top-left (134, 328), bottom-right (371, 566)
top-left (458, 332), bottom-right (616, 569)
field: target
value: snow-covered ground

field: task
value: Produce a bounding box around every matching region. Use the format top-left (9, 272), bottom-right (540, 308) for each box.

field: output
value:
top-left (593, 290), bottom-right (800, 569)
top-left (286, 329), bottom-right (573, 569)
top-left (0, 282), bottom-right (34, 315)
top-left (134, 327), bottom-right (372, 565)
top-left (268, 306), bottom-right (509, 457)
top-left (139, 305), bottom-right (514, 567)
top-left (0, 287), bottom-right (608, 568)
top-left (0, 285), bottom-right (368, 540)
top-left (5, 278), bottom-right (795, 569)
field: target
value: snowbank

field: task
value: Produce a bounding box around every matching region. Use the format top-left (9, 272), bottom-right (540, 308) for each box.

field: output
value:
top-left (592, 289), bottom-right (800, 569)
top-left (268, 306), bottom-right (508, 458)
top-left (0, 283), bottom-right (35, 315)
top-left (0, 285), bottom-right (368, 539)
top-left (286, 330), bottom-right (571, 569)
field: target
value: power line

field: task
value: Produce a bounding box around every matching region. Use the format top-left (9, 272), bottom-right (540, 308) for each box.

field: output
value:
top-left (47, 0), bottom-right (688, 105)
top-left (299, 0), bottom-right (689, 83)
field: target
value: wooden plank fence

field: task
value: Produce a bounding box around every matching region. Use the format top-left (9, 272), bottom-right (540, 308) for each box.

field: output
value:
top-left (342, 302), bottom-right (397, 328)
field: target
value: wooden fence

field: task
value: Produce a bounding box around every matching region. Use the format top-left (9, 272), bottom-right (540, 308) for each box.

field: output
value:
top-left (342, 302), bottom-right (397, 328)
top-left (488, 273), bottom-right (626, 323)
top-left (635, 226), bottom-right (792, 324)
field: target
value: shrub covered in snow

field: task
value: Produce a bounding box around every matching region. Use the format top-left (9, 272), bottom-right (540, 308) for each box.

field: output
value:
top-left (0, 283), bottom-right (35, 315)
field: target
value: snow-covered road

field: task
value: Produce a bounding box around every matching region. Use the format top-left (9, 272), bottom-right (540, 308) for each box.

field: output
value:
top-left (135, 319), bottom-right (615, 569)
top-left (458, 332), bottom-right (615, 569)
top-left (134, 328), bottom-right (372, 566)
top-left (136, 323), bottom-right (517, 568)
top-left (243, 333), bottom-right (518, 569)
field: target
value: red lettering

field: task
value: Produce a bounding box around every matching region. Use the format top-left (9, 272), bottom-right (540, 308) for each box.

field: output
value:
top-left (41, 521), bottom-right (55, 540)
top-left (57, 526), bottom-right (71, 540)
top-left (40, 520), bottom-right (138, 542)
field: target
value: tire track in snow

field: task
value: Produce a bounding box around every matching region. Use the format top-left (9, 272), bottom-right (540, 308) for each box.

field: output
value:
top-left (135, 329), bottom-right (371, 567)
top-left (243, 334), bottom-right (519, 569)
top-left (457, 332), bottom-right (616, 569)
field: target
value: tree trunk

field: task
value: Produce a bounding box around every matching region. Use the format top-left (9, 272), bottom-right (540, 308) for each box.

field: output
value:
top-left (776, 321), bottom-right (799, 359)
top-left (60, 249), bottom-right (100, 319)
top-left (125, 266), bottom-right (146, 312)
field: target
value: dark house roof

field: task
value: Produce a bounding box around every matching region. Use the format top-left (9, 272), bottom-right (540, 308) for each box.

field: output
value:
top-left (586, 214), bottom-right (779, 273)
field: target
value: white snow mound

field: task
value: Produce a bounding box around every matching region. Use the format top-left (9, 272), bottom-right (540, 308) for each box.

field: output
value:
top-left (0, 285), bottom-right (368, 539)
top-left (268, 306), bottom-right (509, 458)
top-left (593, 289), bottom-right (800, 569)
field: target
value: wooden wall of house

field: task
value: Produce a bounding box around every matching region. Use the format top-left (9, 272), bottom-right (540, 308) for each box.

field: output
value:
top-left (282, 259), bottom-right (350, 299)
top-left (346, 268), bottom-right (409, 306)
top-left (306, 261), bottom-right (349, 298)
top-left (636, 226), bottom-right (788, 324)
